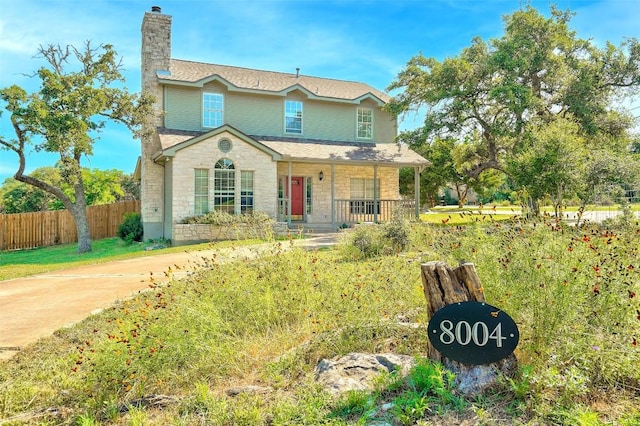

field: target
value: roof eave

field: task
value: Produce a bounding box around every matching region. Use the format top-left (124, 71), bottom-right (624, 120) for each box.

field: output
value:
top-left (158, 125), bottom-right (283, 161)
top-left (157, 77), bottom-right (388, 105)
top-left (277, 156), bottom-right (430, 168)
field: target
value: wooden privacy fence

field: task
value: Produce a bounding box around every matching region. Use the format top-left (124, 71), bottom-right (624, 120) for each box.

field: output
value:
top-left (0, 200), bottom-right (140, 251)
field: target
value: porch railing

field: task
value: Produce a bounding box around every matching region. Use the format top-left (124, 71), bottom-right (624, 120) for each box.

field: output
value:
top-left (334, 199), bottom-right (416, 224)
top-left (277, 198), bottom-right (416, 224)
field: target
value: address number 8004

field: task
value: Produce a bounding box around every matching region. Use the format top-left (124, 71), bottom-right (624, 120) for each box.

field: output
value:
top-left (438, 320), bottom-right (506, 347)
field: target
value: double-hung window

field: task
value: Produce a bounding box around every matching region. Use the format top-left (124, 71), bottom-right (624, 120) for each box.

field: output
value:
top-left (214, 159), bottom-right (235, 213)
top-left (350, 178), bottom-right (380, 214)
top-left (194, 169), bottom-right (209, 215)
top-left (285, 100), bottom-right (303, 134)
top-left (203, 93), bottom-right (224, 128)
top-left (240, 171), bottom-right (254, 213)
top-left (357, 107), bottom-right (373, 139)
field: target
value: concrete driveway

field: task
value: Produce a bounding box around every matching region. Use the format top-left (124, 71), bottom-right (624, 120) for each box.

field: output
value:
top-left (0, 234), bottom-right (340, 361)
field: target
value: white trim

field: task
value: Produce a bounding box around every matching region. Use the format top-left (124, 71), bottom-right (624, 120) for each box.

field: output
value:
top-left (202, 92), bottom-right (224, 129)
top-left (356, 107), bottom-right (373, 140)
top-left (158, 76), bottom-right (387, 106)
top-left (284, 100), bottom-right (303, 135)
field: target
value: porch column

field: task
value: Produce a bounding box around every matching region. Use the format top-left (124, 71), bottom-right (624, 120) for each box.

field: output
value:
top-left (414, 166), bottom-right (421, 219)
top-left (287, 161), bottom-right (292, 226)
top-left (331, 164), bottom-right (336, 230)
top-left (373, 165), bottom-right (379, 223)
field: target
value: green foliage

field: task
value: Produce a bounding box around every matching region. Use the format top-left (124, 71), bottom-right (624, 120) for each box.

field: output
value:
top-left (181, 210), bottom-right (276, 241)
top-left (182, 210), bottom-right (274, 226)
top-left (576, 149), bottom-right (640, 214)
top-left (508, 118), bottom-right (588, 216)
top-left (116, 212), bottom-right (143, 244)
top-left (392, 390), bottom-right (431, 425)
top-left (341, 211), bottom-right (412, 259)
top-left (0, 167), bottom-right (137, 213)
top-left (0, 169), bottom-right (61, 213)
top-left (330, 390), bottom-right (376, 421)
top-left (341, 224), bottom-right (387, 259)
top-left (0, 42), bottom-right (153, 253)
top-left (397, 136), bottom-right (459, 207)
top-left (329, 358), bottom-right (463, 425)
top-left (384, 212), bottom-right (411, 253)
top-left (387, 5), bottom-right (640, 210)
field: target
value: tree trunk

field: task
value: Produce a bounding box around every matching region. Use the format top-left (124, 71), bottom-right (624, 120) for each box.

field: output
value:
top-left (70, 202), bottom-right (92, 254)
top-left (421, 261), bottom-right (517, 396)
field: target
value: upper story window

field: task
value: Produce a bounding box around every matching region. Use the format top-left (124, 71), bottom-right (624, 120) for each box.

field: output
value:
top-left (285, 100), bottom-right (303, 134)
top-left (357, 107), bottom-right (373, 139)
top-left (203, 93), bottom-right (224, 128)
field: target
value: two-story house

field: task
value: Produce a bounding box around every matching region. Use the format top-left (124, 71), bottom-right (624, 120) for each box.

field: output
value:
top-left (138, 6), bottom-right (428, 242)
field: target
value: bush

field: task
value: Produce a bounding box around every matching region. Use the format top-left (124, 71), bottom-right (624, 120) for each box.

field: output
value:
top-left (341, 224), bottom-right (386, 259)
top-left (383, 211), bottom-right (411, 253)
top-left (117, 212), bottom-right (143, 244)
top-left (181, 210), bottom-right (274, 226)
top-left (180, 211), bottom-right (276, 240)
top-left (341, 210), bottom-right (412, 259)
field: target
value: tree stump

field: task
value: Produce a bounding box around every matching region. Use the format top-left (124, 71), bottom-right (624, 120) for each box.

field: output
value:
top-left (421, 261), bottom-right (518, 396)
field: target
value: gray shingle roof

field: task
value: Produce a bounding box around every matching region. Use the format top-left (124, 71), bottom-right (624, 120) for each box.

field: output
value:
top-left (258, 138), bottom-right (429, 167)
top-left (155, 128), bottom-right (428, 168)
top-left (160, 59), bottom-right (390, 103)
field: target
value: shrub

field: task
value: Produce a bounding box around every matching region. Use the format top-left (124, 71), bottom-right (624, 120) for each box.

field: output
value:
top-left (341, 224), bottom-right (386, 259)
top-left (181, 210), bottom-right (274, 226)
top-left (180, 211), bottom-right (276, 240)
top-left (341, 211), bottom-right (412, 259)
top-left (117, 212), bottom-right (143, 244)
top-left (383, 210), bottom-right (411, 253)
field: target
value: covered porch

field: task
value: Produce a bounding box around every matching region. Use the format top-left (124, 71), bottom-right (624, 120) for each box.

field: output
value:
top-left (259, 139), bottom-right (429, 230)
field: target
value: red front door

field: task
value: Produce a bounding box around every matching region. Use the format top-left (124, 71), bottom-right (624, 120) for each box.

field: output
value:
top-left (287, 177), bottom-right (304, 219)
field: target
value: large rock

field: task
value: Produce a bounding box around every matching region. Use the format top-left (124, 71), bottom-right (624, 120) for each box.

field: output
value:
top-left (314, 352), bottom-right (415, 395)
top-left (445, 355), bottom-right (518, 396)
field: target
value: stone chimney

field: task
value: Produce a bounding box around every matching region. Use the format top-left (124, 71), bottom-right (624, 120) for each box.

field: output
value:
top-left (140, 6), bottom-right (172, 240)
top-left (141, 6), bottom-right (171, 128)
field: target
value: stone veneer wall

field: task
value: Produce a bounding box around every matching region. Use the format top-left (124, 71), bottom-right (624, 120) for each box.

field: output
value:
top-left (172, 222), bottom-right (289, 245)
top-left (140, 9), bottom-right (172, 239)
top-left (169, 132), bottom-right (279, 225)
top-left (276, 163), bottom-right (400, 224)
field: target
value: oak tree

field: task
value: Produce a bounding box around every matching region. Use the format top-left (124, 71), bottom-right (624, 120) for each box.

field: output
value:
top-left (0, 43), bottom-right (153, 253)
top-left (387, 6), bottom-right (640, 213)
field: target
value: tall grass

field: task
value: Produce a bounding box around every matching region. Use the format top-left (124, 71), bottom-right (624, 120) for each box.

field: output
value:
top-left (0, 243), bottom-right (428, 424)
top-left (1, 217), bottom-right (638, 424)
top-left (412, 218), bottom-right (640, 411)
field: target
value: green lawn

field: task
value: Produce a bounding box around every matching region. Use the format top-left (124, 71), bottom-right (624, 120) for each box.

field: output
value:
top-left (0, 237), bottom-right (261, 281)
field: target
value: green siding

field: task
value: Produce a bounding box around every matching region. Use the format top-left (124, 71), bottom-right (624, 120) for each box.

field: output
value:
top-left (164, 86), bottom-right (201, 130)
top-left (163, 85), bottom-right (397, 143)
top-left (225, 92), bottom-right (282, 135)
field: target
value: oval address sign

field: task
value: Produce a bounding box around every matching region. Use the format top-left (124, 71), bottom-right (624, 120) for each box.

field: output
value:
top-left (427, 301), bottom-right (519, 365)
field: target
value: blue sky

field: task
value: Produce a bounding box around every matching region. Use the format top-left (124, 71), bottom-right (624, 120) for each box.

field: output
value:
top-left (1, 0), bottom-right (639, 182)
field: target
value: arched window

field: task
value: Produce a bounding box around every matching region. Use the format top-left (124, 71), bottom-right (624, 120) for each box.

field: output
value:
top-left (214, 158), bottom-right (235, 213)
